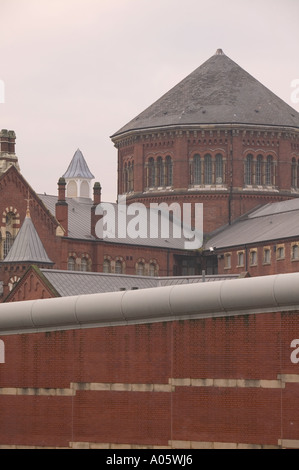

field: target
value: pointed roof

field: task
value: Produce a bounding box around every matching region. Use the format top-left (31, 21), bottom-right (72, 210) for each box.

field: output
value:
top-left (112, 49), bottom-right (299, 138)
top-left (2, 211), bottom-right (53, 265)
top-left (62, 148), bottom-right (95, 179)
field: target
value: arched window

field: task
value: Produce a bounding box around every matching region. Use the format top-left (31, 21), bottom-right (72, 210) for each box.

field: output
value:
top-left (148, 158), bottom-right (155, 187)
top-left (68, 256), bottom-right (76, 271)
top-left (204, 154), bottom-right (212, 184)
top-left (266, 155), bottom-right (273, 185)
top-left (123, 163), bottom-right (128, 193)
top-left (165, 156), bottom-right (173, 186)
top-left (215, 154), bottom-right (223, 184)
top-left (193, 154), bottom-right (201, 184)
top-left (245, 154), bottom-right (253, 185)
top-left (156, 157), bottom-right (164, 187)
top-left (3, 232), bottom-right (13, 258)
top-left (149, 262), bottom-right (158, 277)
top-left (256, 155), bottom-right (263, 185)
top-left (115, 260), bottom-right (123, 274)
top-left (81, 257), bottom-right (88, 272)
top-left (103, 259), bottom-right (111, 273)
top-left (129, 161), bottom-right (134, 192)
top-left (136, 261), bottom-right (145, 276)
top-left (67, 180), bottom-right (77, 197)
top-left (80, 181), bottom-right (89, 198)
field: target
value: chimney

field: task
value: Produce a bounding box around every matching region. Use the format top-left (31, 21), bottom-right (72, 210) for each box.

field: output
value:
top-left (0, 129), bottom-right (16, 154)
top-left (55, 177), bottom-right (68, 236)
top-left (91, 182), bottom-right (102, 237)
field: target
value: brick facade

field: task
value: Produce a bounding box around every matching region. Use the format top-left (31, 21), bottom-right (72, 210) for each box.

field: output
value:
top-left (0, 308), bottom-right (299, 448)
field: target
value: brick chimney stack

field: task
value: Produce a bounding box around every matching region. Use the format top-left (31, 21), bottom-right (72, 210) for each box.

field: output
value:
top-left (91, 182), bottom-right (102, 237)
top-left (55, 177), bottom-right (68, 236)
top-left (0, 129), bottom-right (20, 174)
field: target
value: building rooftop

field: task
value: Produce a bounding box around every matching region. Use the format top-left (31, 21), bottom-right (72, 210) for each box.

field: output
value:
top-left (38, 194), bottom-right (195, 249)
top-left (62, 148), bottom-right (95, 179)
top-left (2, 211), bottom-right (53, 265)
top-left (112, 49), bottom-right (299, 139)
top-left (206, 197), bottom-right (299, 249)
top-left (39, 269), bottom-right (239, 297)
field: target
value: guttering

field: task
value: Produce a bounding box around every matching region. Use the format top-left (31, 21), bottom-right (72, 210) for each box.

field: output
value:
top-left (0, 272), bottom-right (299, 336)
top-left (111, 123), bottom-right (299, 143)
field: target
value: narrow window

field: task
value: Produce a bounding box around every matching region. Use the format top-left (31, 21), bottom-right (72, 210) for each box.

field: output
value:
top-left (204, 154), bottom-right (212, 184)
top-left (193, 154), bottom-right (201, 184)
top-left (245, 154), bottom-right (253, 185)
top-left (215, 154), bottom-right (223, 184)
top-left (165, 156), bottom-right (173, 186)
top-left (256, 155), bottom-right (263, 185)
top-left (266, 155), bottom-right (273, 185)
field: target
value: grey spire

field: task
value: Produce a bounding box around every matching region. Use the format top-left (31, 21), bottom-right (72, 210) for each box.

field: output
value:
top-left (2, 211), bottom-right (53, 265)
top-left (62, 149), bottom-right (95, 179)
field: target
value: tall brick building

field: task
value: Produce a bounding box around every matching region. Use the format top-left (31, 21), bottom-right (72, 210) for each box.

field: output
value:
top-left (1, 49), bottom-right (299, 302)
top-left (111, 49), bottom-right (299, 233)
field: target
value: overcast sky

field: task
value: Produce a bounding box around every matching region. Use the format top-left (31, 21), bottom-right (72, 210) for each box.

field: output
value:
top-left (0, 0), bottom-right (298, 202)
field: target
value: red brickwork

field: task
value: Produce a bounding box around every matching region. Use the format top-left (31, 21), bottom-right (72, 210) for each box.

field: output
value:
top-left (0, 311), bottom-right (299, 448)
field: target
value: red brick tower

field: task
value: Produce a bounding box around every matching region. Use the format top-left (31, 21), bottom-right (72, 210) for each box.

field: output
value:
top-left (111, 49), bottom-right (299, 234)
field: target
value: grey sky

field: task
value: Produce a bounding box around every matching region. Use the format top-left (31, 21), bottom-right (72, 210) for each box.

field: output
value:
top-left (0, 0), bottom-right (298, 202)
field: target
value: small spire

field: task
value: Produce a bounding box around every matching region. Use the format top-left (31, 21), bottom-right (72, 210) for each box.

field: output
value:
top-left (215, 48), bottom-right (224, 55)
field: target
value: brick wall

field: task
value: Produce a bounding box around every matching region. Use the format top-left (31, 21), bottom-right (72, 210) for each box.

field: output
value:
top-left (0, 309), bottom-right (299, 448)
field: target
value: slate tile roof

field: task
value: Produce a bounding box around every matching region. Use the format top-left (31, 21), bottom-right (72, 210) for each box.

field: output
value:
top-left (206, 198), bottom-right (299, 249)
top-left (112, 49), bottom-right (299, 139)
top-left (2, 212), bottom-right (53, 264)
top-left (40, 269), bottom-right (239, 297)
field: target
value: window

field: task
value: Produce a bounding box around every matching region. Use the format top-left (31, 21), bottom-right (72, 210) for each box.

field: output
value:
top-left (68, 256), bottom-right (76, 271)
top-left (276, 245), bottom-right (285, 260)
top-left (204, 154), bottom-right (212, 184)
top-left (156, 157), bottom-right (164, 187)
top-left (149, 262), bottom-right (158, 277)
top-left (103, 259), bottom-right (111, 273)
top-left (81, 257), bottom-right (88, 272)
top-left (215, 154), bottom-right (223, 184)
top-left (3, 232), bottom-right (14, 258)
top-left (193, 154), bottom-right (201, 184)
top-left (165, 156), bottom-right (173, 186)
top-left (115, 260), bottom-right (123, 274)
top-left (256, 155), bottom-right (263, 185)
top-left (148, 158), bottom-right (155, 187)
top-left (291, 244), bottom-right (299, 260)
top-left (128, 161), bottom-right (134, 192)
top-left (136, 261), bottom-right (145, 276)
top-left (263, 247), bottom-right (271, 264)
top-left (245, 154), bottom-right (253, 185)
top-left (224, 253), bottom-right (231, 269)
top-left (266, 155), bottom-right (274, 185)
top-left (249, 249), bottom-right (257, 266)
top-left (237, 251), bottom-right (244, 267)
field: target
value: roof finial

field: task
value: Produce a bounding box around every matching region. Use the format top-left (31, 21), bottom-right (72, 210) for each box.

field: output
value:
top-left (25, 190), bottom-right (33, 218)
top-left (215, 48), bottom-right (224, 55)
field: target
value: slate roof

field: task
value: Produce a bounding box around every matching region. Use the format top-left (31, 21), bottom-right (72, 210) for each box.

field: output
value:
top-left (40, 269), bottom-right (239, 297)
top-left (38, 194), bottom-right (194, 249)
top-left (112, 49), bottom-right (299, 138)
top-left (62, 148), bottom-right (95, 179)
top-left (2, 212), bottom-right (53, 264)
top-left (206, 198), bottom-right (299, 249)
